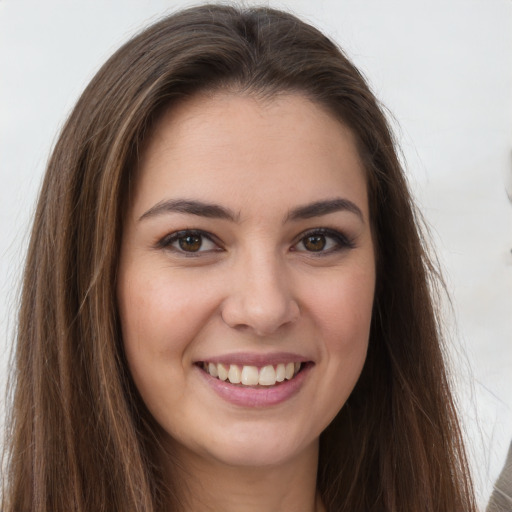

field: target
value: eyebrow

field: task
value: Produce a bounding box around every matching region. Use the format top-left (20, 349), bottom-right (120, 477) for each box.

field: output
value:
top-left (139, 197), bottom-right (364, 223)
top-left (139, 199), bottom-right (238, 222)
top-left (286, 198), bottom-right (364, 222)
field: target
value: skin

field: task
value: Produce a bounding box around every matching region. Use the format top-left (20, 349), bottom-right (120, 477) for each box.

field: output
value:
top-left (117, 92), bottom-right (376, 511)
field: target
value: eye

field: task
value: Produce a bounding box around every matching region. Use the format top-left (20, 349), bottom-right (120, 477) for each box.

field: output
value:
top-left (158, 230), bottom-right (219, 254)
top-left (293, 228), bottom-right (354, 254)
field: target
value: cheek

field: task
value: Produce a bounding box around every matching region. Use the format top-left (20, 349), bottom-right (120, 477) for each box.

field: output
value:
top-left (117, 272), bottom-right (204, 409)
top-left (118, 268), bottom-right (208, 356)
top-left (304, 264), bottom-right (375, 360)
top-left (116, 267), bottom-right (219, 419)
top-left (292, 264), bottom-right (375, 433)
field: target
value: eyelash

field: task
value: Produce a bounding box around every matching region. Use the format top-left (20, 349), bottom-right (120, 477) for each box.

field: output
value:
top-left (292, 228), bottom-right (356, 254)
top-left (157, 229), bottom-right (221, 256)
top-left (156, 227), bottom-right (355, 256)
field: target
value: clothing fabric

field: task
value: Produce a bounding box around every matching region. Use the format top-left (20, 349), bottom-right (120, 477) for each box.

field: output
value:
top-left (487, 441), bottom-right (512, 512)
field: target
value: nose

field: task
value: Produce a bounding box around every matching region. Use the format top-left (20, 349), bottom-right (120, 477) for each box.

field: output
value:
top-left (220, 251), bottom-right (300, 336)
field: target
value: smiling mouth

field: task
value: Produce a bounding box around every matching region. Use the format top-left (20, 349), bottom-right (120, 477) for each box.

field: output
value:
top-left (198, 361), bottom-right (308, 387)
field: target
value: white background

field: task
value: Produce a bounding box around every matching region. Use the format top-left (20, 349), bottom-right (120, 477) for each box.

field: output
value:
top-left (1, 1), bottom-right (511, 508)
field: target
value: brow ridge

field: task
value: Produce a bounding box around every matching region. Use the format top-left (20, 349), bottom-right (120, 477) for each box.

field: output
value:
top-left (286, 198), bottom-right (364, 222)
top-left (139, 197), bottom-right (363, 223)
top-left (139, 199), bottom-right (238, 222)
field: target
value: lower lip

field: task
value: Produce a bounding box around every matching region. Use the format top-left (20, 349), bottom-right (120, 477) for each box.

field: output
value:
top-left (198, 365), bottom-right (311, 407)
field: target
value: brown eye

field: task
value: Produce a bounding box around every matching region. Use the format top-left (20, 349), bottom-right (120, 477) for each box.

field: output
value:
top-left (158, 230), bottom-right (219, 254)
top-left (303, 234), bottom-right (326, 252)
top-left (293, 229), bottom-right (354, 254)
top-left (178, 234), bottom-right (202, 252)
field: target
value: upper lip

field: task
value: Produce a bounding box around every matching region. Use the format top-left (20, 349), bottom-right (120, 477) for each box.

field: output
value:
top-left (196, 351), bottom-right (311, 367)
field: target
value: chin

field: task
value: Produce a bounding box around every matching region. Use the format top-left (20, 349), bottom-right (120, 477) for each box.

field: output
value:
top-left (193, 422), bottom-right (319, 469)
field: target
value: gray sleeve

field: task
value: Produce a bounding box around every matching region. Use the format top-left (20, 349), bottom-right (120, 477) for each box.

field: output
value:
top-left (487, 441), bottom-right (512, 512)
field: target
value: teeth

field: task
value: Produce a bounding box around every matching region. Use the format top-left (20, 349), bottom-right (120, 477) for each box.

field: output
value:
top-left (276, 363), bottom-right (286, 382)
top-left (228, 364), bottom-right (241, 384)
top-left (208, 362), bottom-right (218, 378)
top-left (259, 365), bottom-right (277, 386)
top-left (203, 361), bottom-right (303, 386)
top-left (241, 365), bottom-right (259, 385)
top-left (217, 363), bottom-right (229, 381)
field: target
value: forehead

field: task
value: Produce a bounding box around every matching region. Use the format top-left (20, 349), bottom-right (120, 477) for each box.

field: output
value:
top-left (131, 92), bottom-right (369, 221)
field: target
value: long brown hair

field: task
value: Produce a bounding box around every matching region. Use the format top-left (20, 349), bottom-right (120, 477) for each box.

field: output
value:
top-left (2, 5), bottom-right (476, 511)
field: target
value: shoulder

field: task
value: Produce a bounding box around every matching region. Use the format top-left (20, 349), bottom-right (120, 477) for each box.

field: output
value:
top-left (487, 441), bottom-right (512, 512)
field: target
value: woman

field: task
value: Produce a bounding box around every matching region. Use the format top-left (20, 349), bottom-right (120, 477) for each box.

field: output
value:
top-left (2, 5), bottom-right (476, 511)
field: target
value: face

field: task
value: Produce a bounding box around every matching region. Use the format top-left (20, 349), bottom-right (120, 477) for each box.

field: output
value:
top-left (117, 93), bottom-right (375, 470)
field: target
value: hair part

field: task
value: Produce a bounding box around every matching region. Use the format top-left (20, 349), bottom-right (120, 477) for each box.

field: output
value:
top-left (3, 4), bottom-right (475, 511)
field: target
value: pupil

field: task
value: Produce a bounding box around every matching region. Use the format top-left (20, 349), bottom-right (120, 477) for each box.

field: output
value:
top-left (305, 235), bottom-right (325, 251)
top-left (179, 235), bottom-right (201, 252)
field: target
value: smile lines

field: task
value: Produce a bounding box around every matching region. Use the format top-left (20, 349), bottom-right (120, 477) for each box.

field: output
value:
top-left (201, 362), bottom-right (302, 386)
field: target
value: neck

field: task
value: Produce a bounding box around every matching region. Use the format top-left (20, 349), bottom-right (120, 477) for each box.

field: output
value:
top-left (163, 439), bottom-right (324, 512)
